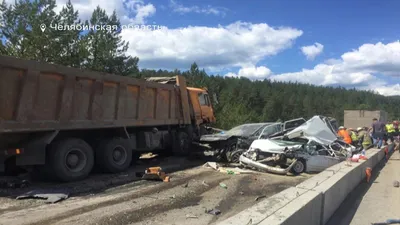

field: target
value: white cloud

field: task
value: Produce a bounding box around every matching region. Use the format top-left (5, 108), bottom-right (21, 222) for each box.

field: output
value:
top-left (370, 84), bottom-right (400, 96)
top-left (34, 0), bottom-right (155, 25)
top-left (169, 0), bottom-right (227, 16)
top-left (270, 41), bottom-right (400, 96)
top-left (120, 21), bottom-right (303, 70)
top-left (324, 58), bottom-right (341, 65)
top-left (300, 42), bottom-right (324, 60)
top-left (270, 64), bottom-right (377, 86)
top-left (339, 41), bottom-right (400, 76)
top-left (225, 66), bottom-right (272, 80)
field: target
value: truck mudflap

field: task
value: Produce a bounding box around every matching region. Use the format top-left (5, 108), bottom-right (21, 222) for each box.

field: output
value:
top-left (239, 155), bottom-right (297, 175)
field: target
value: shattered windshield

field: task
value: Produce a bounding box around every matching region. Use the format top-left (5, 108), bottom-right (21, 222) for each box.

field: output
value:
top-left (225, 123), bottom-right (268, 136)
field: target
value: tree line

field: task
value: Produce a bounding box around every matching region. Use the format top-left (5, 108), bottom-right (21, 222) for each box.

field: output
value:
top-left (1, 0), bottom-right (399, 129)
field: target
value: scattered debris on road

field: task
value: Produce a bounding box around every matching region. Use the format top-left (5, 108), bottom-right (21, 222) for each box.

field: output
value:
top-left (372, 219), bottom-right (400, 225)
top-left (206, 208), bottom-right (221, 215)
top-left (219, 182), bottom-right (227, 189)
top-left (185, 214), bottom-right (198, 219)
top-left (16, 189), bottom-right (69, 204)
top-left (255, 195), bottom-right (266, 201)
top-left (393, 181), bottom-right (399, 187)
top-left (203, 161), bottom-right (259, 175)
top-left (141, 167), bottom-right (170, 182)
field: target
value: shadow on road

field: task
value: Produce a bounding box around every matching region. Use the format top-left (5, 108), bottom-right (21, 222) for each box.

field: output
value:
top-left (0, 153), bottom-right (209, 199)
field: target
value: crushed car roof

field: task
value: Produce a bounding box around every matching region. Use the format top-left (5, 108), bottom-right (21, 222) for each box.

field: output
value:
top-left (286, 116), bottom-right (338, 145)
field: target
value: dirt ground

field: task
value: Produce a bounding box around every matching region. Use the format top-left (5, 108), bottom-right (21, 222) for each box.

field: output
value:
top-left (0, 155), bottom-right (310, 225)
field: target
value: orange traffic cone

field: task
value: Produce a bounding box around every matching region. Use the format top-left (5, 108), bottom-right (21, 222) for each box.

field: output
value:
top-left (385, 147), bottom-right (389, 160)
top-left (365, 167), bottom-right (372, 183)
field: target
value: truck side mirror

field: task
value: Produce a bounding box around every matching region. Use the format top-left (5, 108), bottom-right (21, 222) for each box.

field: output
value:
top-left (213, 93), bottom-right (219, 105)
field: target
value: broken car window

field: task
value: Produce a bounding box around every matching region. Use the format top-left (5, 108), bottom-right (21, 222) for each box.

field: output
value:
top-left (259, 124), bottom-right (282, 139)
top-left (225, 123), bottom-right (269, 136)
top-left (284, 118), bottom-right (306, 130)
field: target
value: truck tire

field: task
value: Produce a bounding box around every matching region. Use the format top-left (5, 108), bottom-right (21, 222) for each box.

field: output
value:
top-left (96, 138), bottom-right (133, 173)
top-left (172, 131), bottom-right (191, 156)
top-left (48, 138), bottom-right (94, 182)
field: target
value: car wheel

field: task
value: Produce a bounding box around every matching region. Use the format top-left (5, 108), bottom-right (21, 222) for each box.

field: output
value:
top-left (228, 149), bottom-right (245, 163)
top-left (291, 159), bottom-right (306, 175)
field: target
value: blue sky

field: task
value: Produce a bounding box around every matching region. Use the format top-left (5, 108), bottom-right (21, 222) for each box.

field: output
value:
top-left (151, 0), bottom-right (400, 72)
top-left (2, 0), bottom-right (400, 95)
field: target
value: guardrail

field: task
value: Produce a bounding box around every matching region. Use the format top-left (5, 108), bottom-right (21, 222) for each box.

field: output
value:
top-left (218, 147), bottom-right (386, 225)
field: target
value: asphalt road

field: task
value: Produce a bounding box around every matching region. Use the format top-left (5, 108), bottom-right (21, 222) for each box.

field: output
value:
top-left (0, 155), bottom-right (310, 225)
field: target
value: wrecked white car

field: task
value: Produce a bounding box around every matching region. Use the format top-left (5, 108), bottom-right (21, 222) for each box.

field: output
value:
top-left (239, 116), bottom-right (355, 175)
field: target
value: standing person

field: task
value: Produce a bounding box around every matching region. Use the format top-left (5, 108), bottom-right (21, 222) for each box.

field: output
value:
top-left (393, 120), bottom-right (400, 137)
top-left (386, 122), bottom-right (396, 143)
top-left (357, 127), bottom-right (373, 151)
top-left (348, 128), bottom-right (359, 146)
top-left (393, 121), bottom-right (400, 151)
top-left (371, 118), bottom-right (386, 149)
top-left (338, 126), bottom-right (352, 144)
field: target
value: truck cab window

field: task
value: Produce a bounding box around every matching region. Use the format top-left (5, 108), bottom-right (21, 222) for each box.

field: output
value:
top-left (198, 93), bottom-right (209, 106)
top-left (204, 94), bottom-right (210, 106)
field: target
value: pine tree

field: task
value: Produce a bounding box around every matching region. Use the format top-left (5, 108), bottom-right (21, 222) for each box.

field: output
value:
top-left (83, 7), bottom-right (139, 76)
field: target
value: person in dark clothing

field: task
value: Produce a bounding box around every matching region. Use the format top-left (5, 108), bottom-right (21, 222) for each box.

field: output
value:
top-left (371, 118), bottom-right (386, 148)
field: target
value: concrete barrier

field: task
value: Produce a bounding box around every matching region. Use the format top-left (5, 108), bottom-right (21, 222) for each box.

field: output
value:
top-left (217, 148), bottom-right (385, 225)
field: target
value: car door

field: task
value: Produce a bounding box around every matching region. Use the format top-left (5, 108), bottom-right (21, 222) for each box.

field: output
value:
top-left (283, 118), bottom-right (306, 132)
top-left (307, 149), bottom-right (340, 172)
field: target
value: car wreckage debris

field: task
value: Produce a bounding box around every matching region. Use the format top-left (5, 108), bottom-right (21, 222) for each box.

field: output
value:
top-left (206, 208), bottom-right (221, 215)
top-left (141, 167), bottom-right (170, 182)
top-left (16, 189), bottom-right (69, 204)
top-left (238, 116), bottom-right (355, 175)
top-left (239, 155), bottom-right (298, 175)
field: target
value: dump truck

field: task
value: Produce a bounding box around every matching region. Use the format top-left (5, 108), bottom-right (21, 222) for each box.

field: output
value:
top-left (0, 56), bottom-right (216, 182)
top-left (344, 110), bottom-right (388, 129)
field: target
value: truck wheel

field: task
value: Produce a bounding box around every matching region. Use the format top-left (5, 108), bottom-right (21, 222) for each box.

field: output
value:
top-left (48, 138), bottom-right (94, 182)
top-left (96, 138), bottom-right (133, 173)
top-left (290, 159), bottom-right (306, 175)
top-left (172, 131), bottom-right (191, 156)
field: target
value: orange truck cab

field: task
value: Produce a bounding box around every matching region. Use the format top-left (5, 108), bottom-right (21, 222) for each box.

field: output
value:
top-left (187, 87), bottom-right (216, 127)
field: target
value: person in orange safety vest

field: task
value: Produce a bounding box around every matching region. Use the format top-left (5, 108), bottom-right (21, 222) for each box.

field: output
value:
top-left (337, 126), bottom-right (352, 144)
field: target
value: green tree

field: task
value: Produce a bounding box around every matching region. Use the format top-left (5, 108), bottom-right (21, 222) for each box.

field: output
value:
top-left (83, 7), bottom-right (139, 76)
top-left (53, 0), bottom-right (88, 68)
top-left (0, 0), bottom-right (59, 61)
